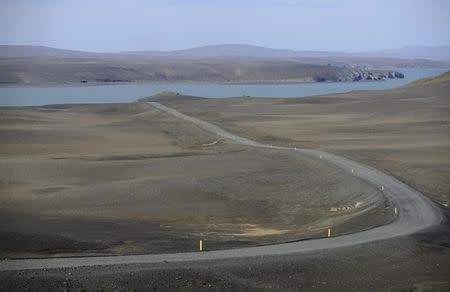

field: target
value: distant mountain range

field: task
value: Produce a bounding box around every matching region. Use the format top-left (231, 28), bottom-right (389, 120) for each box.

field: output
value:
top-left (1, 44), bottom-right (450, 61)
top-left (366, 46), bottom-right (450, 62)
top-left (0, 45), bottom-right (97, 58)
top-left (124, 44), bottom-right (450, 61)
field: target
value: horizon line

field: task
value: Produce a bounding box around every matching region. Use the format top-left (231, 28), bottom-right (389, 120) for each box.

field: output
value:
top-left (1, 43), bottom-right (450, 54)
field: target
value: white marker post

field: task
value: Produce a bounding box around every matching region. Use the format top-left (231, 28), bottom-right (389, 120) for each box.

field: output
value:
top-left (381, 186), bottom-right (385, 191)
top-left (351, 168), bottom-right (354, 174)
top-left (320, 155), bottom-right (322, 159)
top-left (199, 240), bottom-right (203, 252)
top-left (394, 207), bottom-right (398, 216)
top-left (327, 228), bottom-right (331, 238)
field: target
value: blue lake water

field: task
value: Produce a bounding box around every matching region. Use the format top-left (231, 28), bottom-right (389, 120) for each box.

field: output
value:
top-left (0, 68), bottom-right (447, 106)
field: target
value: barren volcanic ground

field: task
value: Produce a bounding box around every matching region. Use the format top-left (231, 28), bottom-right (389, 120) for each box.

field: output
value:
top-left (0, 101), bottom-right (386, 258)
top-left (0, 73), bottom-right (449, 291)
top-left (148, 72), bottom-right (450, 206)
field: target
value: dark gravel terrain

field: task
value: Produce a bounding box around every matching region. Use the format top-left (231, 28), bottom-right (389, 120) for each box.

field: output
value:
top-left (1, 206), bottom-right (448, 291)
top-left (1, 73), bottom-right (448, 291)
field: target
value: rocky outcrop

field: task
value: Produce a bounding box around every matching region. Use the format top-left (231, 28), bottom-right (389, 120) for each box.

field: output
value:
top-left (346, 69), bottom-right (404, 82)
top-left (317, 68), bottom-right (405, 83)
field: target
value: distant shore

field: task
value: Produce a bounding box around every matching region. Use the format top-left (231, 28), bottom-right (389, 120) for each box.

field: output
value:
top-left (0, 78), bottom-right (403, 88)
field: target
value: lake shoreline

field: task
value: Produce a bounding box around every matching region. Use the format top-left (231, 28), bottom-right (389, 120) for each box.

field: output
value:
top-left (0, 68), bottom-right (447, 106)
top-left (0, 78), bottom-right (403, 88)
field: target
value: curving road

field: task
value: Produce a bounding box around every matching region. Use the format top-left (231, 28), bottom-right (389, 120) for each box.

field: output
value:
top-left (0, 102), bottom-right (442, 271)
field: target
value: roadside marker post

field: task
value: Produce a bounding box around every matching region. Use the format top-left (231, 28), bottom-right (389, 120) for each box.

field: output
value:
top-left (199, 240), bottom-right (203, 251)
top-left (394, 207), bottom-right (398, 216)
top-left (351, 168), bottom-right (354, 174)
top-left (320, 155), bottom-right (322, 159)
top-left (381, 186), bottom-right (384, 191)
top-left (327, 228), bottom-right (331, 238)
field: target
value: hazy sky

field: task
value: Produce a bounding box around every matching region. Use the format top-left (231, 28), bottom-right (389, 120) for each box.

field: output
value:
top-left (1, 0), bottom-right (449, 52)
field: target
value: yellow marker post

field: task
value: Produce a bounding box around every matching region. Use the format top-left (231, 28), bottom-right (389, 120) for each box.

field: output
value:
top-left (327, 228), bottom-right (331, 238)
top-left (199, 240), bottom-right (203, 251)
